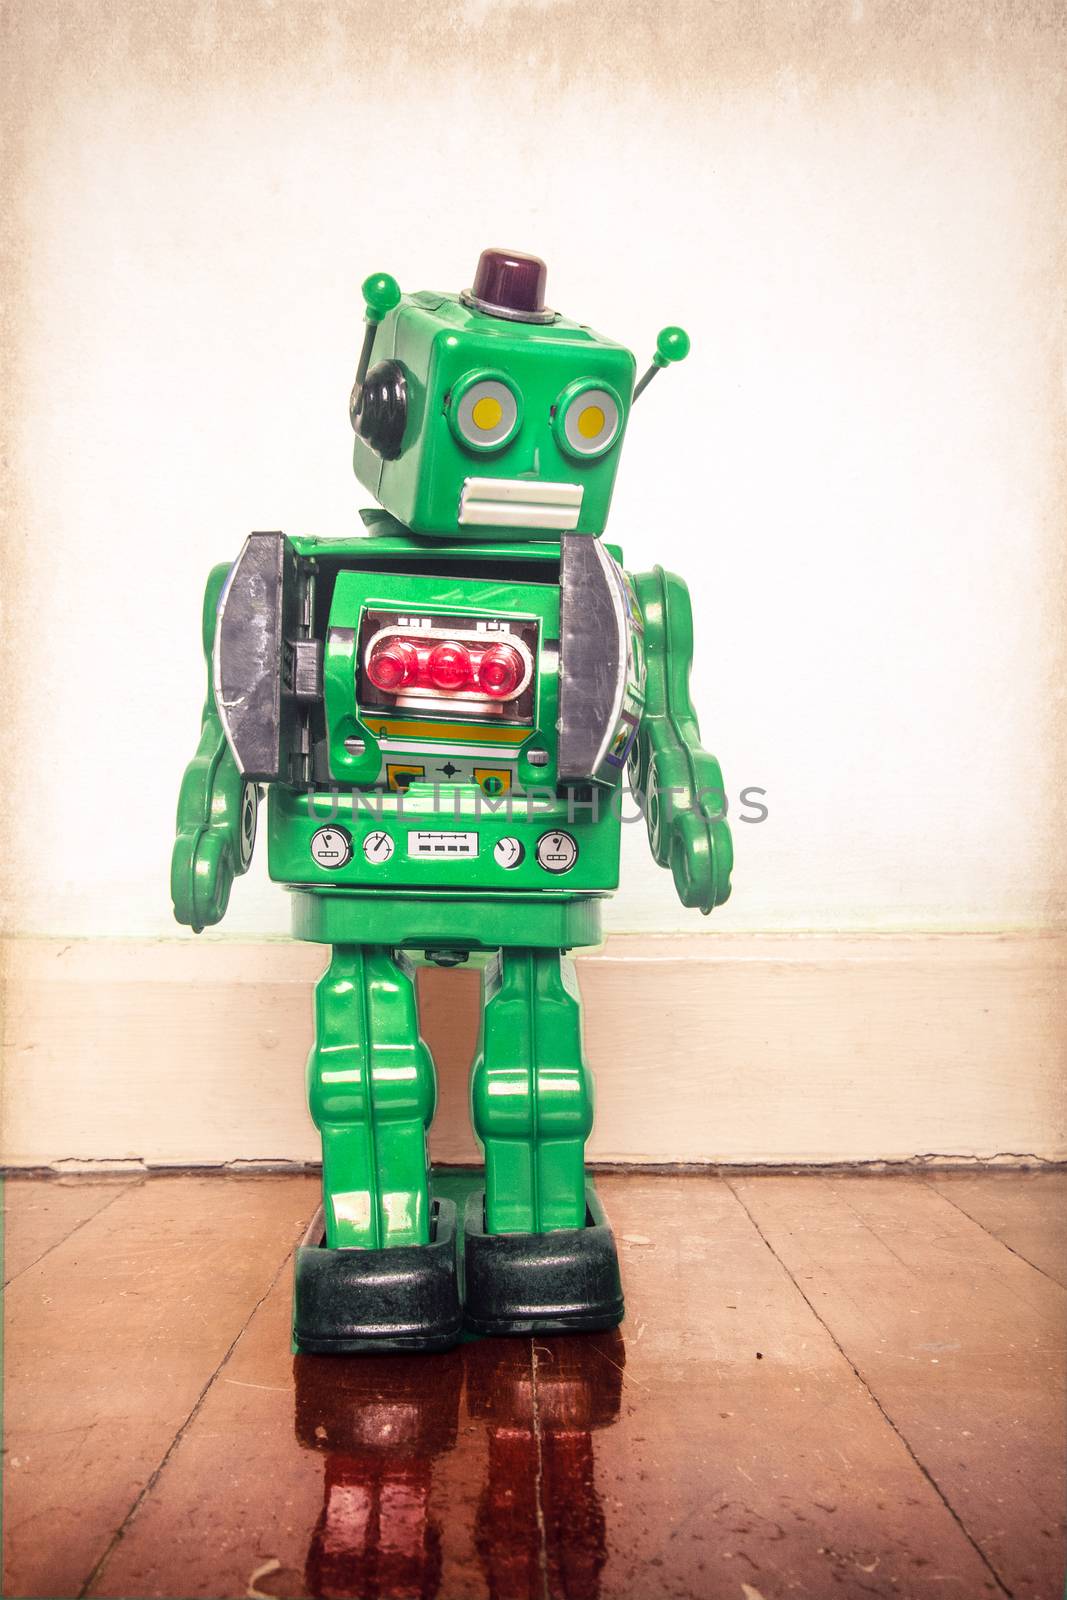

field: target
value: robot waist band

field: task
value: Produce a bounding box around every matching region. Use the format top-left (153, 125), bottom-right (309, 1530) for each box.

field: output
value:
top-left (288, 888), bottom-right (605, 950)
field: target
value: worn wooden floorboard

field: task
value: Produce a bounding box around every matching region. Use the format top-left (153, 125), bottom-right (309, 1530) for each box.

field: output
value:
top-left (2, 1172), bottom-right (1063, 1600)
top-left (730, 1174), bottom-right (1066, 1600)
top-left (89, 1275), bottom-right (508, 1600)
top-left (1, 1174), bottom-right (316, 1599)
top-left (87, 1267), bottom-right (342, 1600)
top-left (1, 1175), bottom-right (141, 1286)
top-left (589, 1174), bottom-right (1003, 1599)
top-left (928, 1170), bottom-right (1067, 1287)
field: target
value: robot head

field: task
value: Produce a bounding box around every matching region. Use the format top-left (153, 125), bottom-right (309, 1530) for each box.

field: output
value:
top-left (349, 249), bottom-right (685, 541)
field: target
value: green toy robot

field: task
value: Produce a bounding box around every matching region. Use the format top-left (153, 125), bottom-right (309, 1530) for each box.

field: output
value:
top-left (172, 249), bottom-right (732, 1353)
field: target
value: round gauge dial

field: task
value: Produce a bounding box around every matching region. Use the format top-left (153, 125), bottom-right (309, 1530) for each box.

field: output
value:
top-left (310, 827), bottom-right (352, 869)
top-left (535, 830), bottom-right (579, 874)
top-left (494, 836), bottom-right (525, 869)
top-left (362, 830), bottom-right (396, 865)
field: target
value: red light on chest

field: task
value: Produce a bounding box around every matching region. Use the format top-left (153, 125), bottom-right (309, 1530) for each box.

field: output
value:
top-left (364, 628), bottom-right (529, 705)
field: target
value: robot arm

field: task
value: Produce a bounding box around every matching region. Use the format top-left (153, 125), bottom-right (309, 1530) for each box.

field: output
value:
top-left (630, 566), bottom-right (732, 914)
top-left (171, 563), bottom-right (258, 932)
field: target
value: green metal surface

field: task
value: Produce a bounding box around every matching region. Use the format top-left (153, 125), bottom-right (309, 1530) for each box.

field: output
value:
top-left (290, 529), bottom-right (624, 567)
top-left (471, 948), bottom-right (592, 1232)
top-left (289, 887), bottom-right (603, 950)
top-left (630, 566), bottom-right (733, 913)
top-left (307, 946), bottom-right (434, 1248)
top-left (353, 292), bottom-right (635, 539)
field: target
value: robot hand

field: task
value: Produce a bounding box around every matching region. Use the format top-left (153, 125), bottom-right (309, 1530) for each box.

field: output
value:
top-left (636, 731), bottom-right (732, 914)
top-left (172, 718), bottom-right (257, 932)
top-left (630, 564), bottom-right (733, 914)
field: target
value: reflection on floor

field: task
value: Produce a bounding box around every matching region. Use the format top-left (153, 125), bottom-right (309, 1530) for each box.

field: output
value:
top-left (2, 1169), bottom-right (1064, 1599)
top-left (295, 1332), bottom-right (622, 1600)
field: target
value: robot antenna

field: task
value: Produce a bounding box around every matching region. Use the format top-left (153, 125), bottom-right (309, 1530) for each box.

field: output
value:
top-left (632, 325), bottom-right (691, 402)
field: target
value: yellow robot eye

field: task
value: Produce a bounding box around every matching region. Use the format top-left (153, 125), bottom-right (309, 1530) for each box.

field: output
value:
top-left (449, 371), bottom-right (522, 452)
top-left (554, 381), bottom-right (622, 458)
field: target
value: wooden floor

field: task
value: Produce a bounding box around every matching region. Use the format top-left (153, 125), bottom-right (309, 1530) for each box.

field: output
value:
top-left (2, 1171), bottom-right (1063, 1600)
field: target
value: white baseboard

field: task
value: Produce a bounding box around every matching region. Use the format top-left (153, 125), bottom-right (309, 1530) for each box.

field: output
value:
top-left (2, 934), bottom-right (1064, 1168)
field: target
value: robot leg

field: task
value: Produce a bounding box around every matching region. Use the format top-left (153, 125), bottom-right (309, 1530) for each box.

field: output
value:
top-left (293, 944), bottom-right (460, 1354)
top-left (465, 947), bottom-right (623, 1335)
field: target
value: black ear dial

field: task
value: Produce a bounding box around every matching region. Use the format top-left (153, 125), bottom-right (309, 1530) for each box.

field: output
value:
top-left (353, 359), bottom-right (408, 459)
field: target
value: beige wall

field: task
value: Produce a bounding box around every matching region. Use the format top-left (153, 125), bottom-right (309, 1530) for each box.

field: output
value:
top-left (2, 0), bottom-right (1064, 941)
top-left (4, 936), bottom-right (1064, 1169)
top-left (2, 4), bottom-right (1064, 1166)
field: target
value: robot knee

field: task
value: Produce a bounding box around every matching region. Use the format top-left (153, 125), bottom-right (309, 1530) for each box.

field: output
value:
top-left (471, 1059), bottom-right (535, 1142)
top-left (370, 1038), bottom-right (437, 1125)
top-left (534, 1063), bottom-right (594, 1140)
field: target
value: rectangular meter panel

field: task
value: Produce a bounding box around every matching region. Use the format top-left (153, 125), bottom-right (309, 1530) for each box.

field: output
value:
top-left (407, 830), bottom-right (480, 858)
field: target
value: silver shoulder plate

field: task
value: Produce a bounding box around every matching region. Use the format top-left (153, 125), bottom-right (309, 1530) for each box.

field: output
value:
top-left (557, 535), bottom-right (644, 787)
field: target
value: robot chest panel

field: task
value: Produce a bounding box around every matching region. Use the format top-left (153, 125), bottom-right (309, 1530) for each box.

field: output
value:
top-left (324, 568), bottom-right (559, 794)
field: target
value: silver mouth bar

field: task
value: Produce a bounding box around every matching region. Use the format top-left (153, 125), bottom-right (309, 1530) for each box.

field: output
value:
top-left (458, 477), bottom-right (584, 530)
